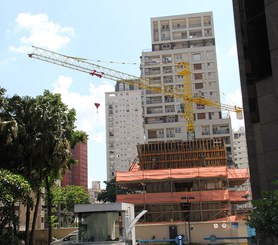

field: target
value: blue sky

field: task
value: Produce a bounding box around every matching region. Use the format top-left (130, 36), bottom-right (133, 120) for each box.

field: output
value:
top-left (1, 0), bottom-right (244, 187)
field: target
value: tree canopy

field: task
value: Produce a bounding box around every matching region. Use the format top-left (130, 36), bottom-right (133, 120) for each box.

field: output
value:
top-left (246, 182), bottom-right (278, 243)
top-left (0, 168), bottom-right (32, 237)
top-left (52, 185), bottom-right (90, 227)
top-left (0, 88), bottom-right (87, 245)
top-left (97, 178), bottom-right (133, 203)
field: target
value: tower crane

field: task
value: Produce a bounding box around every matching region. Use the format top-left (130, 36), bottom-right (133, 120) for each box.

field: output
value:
top-left (28, 46), bottom-right (242, 139)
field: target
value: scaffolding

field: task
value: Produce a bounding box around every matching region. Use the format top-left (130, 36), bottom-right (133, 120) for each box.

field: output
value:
top-left (116, 138), bottom-right (249, 222)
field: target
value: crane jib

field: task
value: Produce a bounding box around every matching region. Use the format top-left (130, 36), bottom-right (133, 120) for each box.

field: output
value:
top-left (28, 46), bottom-right (243, 137)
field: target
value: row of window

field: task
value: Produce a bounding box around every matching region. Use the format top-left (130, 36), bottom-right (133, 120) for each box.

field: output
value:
top-left (143, 51), bottom-right (215, 65)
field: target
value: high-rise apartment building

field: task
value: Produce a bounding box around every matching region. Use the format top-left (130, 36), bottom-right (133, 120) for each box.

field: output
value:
top-left (140, 12), bottom-right (233, 154)
top-left (61, 141), bottom-right (88, 189)
top-left (233, 127), bottom-right (249, 169)
top-left (233, 127), bottom-right (252, 209)
top-left (105, 83), bottom-right (145, 180)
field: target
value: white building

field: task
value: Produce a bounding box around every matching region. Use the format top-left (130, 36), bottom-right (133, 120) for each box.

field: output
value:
top-left (88, 181), bottom-right (102, 203)
top-left (105, 84), bottom-right (145, 180)
top-left (232, 127), bottom-right (251, 191)
top-left (233, 127), bottom-right (249, 169)
top-left (232, 127), bottom-right (252, 209)
top-left (140, 12), bottom-right (233, 153)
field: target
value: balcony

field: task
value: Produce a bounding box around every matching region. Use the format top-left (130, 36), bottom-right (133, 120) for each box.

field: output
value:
top-left (188, 17), bottom-right (201, 28)
top-left (165, 105), bottom-right (175, 113)
top-left (147, 107), bottom-right (163, 114)
top-left (164, 96), bottom-right (175, 103)
top-left (146, 97), bottom-right (163, 104)
top-left (166, 133), bottom-right (175, 138)
top-left (172, 24), bottom-right (187, 30)
top-left (173, 32), bottom-right (187, 40)
top-left (163, 76), bottom-right (173, 84)
top-left (146, 117), bottom-right (164, 124)
top-left (166, 116), bottom-right (176, 123)
top-left (212, 126), bottom-right (230, 135)
top-left (145, 67), bottom-right (161, 76)
top-left (189, 30), bottom-right (202, 39)
top-left (163, 66), bottom-right (173, 74)
top-left (148, 131), bottom-right (164, 139)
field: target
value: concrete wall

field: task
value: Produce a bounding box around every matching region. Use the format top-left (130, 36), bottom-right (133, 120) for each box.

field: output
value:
top-left (136, 221), bottom-right (249, 244)
top-left (232, 0), bottom-right (278, 199)
top-left (33, 227), bottom-right (77, 244)
top-left (33, 221), bottom-right (249, 244)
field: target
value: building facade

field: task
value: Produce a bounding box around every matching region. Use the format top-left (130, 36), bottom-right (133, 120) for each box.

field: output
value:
top-left (140, 12), bottom-right (234, 154)
top-left (233, 127), bottom-right (249, 169)
top-left (88, 181), bottom-right (102, 203)
top-left (105, 84), bottom-right (145, 180)
top-left (232, 0), bottom-right (278, 199)
top-left (113, 12), bottom-right (252, 227)
top-left (233, 127), bottom-right (252, 209)
top-left (61, 141), bottom-right (88, 190)
top-left (116, 139), bottom-right (249, 223)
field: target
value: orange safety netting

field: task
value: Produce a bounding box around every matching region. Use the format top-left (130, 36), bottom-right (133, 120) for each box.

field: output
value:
top-left (116, 190), bottom-right (249, 204)
top-left (116, 166), bottom-right (249, 183)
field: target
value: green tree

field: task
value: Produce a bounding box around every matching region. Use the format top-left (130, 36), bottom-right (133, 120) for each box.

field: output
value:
top-left (31, 90), bottom-right (86, 244)
top-left (0, 87), bottom-right (18, 157)
top-left (0, 168), bottom-right (32, 244)
top-left (0, 90), bottom-right (86, 245)
top-left (97, 178), bottom-right (133, 203)
top-left (246, 189), bottom-right (278, 243)
top-left (52, 185), bottom-right (90, 227)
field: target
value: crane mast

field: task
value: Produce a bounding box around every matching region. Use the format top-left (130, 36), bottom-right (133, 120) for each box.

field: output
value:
top-left (177, 62), bottom-right (195, 139)
top-left (28, 46), bottom-right (243, 138)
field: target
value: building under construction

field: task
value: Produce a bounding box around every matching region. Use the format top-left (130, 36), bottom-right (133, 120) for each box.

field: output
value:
top-left (116, 138), bottom-right (249, 222)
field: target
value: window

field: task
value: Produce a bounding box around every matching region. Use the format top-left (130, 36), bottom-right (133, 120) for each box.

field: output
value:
top-left (193, 53), bottom-right (201, 61)
top-left (176, 54), bottom-right (182, 60)
top-left (195, 83), bottom-right (203, 89)
top-left (197, 113), bottom-right (206, 119)
top-left (193, 63), bottom-right (202, 70)
top-left (197, 104), bottom-right (205, 109)
top-left (162, 44), bottom-right (171, 50)
top-left (194, 73), bottom-right (203, 80)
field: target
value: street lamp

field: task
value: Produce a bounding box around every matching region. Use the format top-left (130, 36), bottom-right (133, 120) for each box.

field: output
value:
top-left (181, 196), bottom-right (195, 245)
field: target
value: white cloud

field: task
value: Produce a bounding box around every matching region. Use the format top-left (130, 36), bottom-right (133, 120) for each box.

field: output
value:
top-left (9, 45), bottom-right (32, 54)
top-left (53, 75), bottom-right (114, 143)
top-left (229, 43), bottom-right (238, 57)
top-left (0, 57), bottom-right (16, 65)
top-left (225, 89), bottom-right (242, 107)
top-left (10, 13), bottom-right (74, 52)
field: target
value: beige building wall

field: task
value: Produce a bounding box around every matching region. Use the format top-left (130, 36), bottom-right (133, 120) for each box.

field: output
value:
top-left (136, 221), bottom-right (249, 244)
top-left (33, 221), bottom-right (249, 244)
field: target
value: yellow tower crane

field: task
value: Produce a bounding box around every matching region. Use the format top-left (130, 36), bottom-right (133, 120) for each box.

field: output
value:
top-left (28, 46), bottom-right (243, 139)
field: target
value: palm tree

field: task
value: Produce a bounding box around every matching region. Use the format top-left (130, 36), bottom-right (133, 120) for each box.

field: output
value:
top-left (0, 90), bottom-right (86, 245)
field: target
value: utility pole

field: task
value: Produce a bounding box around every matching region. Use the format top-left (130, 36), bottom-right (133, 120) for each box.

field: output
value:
top-left (181, 196), bottom-right (195, 244)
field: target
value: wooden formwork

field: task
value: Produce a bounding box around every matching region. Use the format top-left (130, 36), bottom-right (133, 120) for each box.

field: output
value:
top-left (137, 138), bottom-right (227, 170)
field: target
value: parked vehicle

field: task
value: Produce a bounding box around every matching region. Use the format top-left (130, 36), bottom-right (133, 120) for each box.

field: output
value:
top-left (50, 230), bottom-right (78, 245)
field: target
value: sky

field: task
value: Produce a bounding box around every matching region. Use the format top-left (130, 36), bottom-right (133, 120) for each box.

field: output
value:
top-left (1, 0), bottom-right (244, 188)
